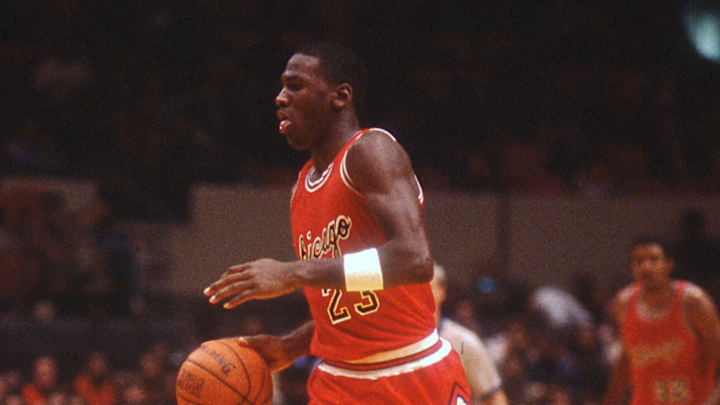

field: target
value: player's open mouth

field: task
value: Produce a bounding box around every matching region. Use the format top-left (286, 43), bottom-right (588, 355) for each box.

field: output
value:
top-left (279, 119), bottom-right (291, 133)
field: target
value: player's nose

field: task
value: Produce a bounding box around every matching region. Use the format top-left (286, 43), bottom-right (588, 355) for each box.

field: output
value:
top-left (275, 88), bottom-right (288, 107)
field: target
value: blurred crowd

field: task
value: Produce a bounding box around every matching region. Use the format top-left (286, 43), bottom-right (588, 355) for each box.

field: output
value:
top-left (0, 344), bottom-right (178, 405)
top-left (2, 1), bottom-right (720, 221)
top-left (0, 187), bottom-right (144, 319)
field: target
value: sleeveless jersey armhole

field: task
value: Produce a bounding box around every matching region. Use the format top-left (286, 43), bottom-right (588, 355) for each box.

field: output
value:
top-left (619, 285), bottom-right (640, 324)
top-left (290, 181), bottom-right (298, 204)
top-left (678, 282), bottom-right (696, 334)
top-left (340, 128), bottom-right (424, 203)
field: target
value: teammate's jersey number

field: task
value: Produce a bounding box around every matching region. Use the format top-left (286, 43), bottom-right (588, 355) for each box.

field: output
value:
top-left (653, 378), bottom-right (690, 403)
top-left (322, 289), bottom-right (380, 324)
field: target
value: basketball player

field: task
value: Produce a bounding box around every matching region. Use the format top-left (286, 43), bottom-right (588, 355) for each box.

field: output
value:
top-left (601, 237), bottom-right (720, 405)
top-left (204, 42), bottom-right (470, 404)
top-left (430, 263), bottom-right (509, 405)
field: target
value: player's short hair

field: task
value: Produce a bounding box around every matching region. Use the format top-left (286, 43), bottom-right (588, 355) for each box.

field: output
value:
top-left (296, 42), bottom-right (368, 114)
top-left (630, 235), bottom-right (674, 259)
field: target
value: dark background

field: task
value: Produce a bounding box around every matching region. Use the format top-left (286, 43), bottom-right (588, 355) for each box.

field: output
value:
top-left (3, 0), bottom-right (720, 221)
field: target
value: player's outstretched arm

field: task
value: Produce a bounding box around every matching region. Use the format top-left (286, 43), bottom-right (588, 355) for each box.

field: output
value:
top-left (204, 130), bottom-right (432, 308)
top-left (236, 321), bottom-right (314, 373)
top-left (204, 256), bottom-right (345, 309)
top-left (601, 290), bottom-right (632, 405)
top-left (601, 348), bottom-right (631, 405)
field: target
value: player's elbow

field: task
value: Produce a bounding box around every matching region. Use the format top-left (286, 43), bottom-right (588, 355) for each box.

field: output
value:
top-left (412, 251), bottom-right (434, 283)
top-left (383, 242), bottom-right (433, 285)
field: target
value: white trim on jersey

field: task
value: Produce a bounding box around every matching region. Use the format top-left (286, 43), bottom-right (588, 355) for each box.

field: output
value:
top-left (347, 329), bottom-right (438, 364)
top-left (305, 162), bottom-right (334, 193)
top-left (316, 337), bottom-right (452, 380)
top-left (340, 128), bottom-right (424, 203)
top-left (414, 174), bottom-right (425, 204)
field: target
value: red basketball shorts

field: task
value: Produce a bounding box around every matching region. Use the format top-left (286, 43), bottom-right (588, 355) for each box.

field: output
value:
top-left (307, 338), bottom-right (470, 405)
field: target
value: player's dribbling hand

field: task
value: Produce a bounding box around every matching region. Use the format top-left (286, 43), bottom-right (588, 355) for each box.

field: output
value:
top-left (235, 335), bottom-right (296, 373)
top-left (203, 258), bottom-right (299, 309)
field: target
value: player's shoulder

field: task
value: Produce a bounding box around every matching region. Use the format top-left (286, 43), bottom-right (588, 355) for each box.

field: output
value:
top-left (614, 284), bottom-right (637, 307)
top-left (679, 281), bottom-right (707, 298)
top-left (344, 127), bottom-right (412, 180)
top-left (680, 281), bottom-right (715, 310)
top-left (348, 128), bottom-right (401, 155)
top-left (611, 284), bottom-right (637, 321)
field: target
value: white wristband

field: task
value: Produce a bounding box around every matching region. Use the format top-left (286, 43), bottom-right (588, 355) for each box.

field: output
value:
top-left (343, 248), bottom-right (384, 291)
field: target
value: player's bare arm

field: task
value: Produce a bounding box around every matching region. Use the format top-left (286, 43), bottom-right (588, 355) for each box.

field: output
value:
top-left (601, 289), bottom-right (633, 405)
top-left (610, 286), bottom-right (634, 324)
top-left (685, 285), bottom-right (720, 363)
top-left (342, 129), bottom-right (433, 286)
top-left (601, 348), bottom-right (631, 405)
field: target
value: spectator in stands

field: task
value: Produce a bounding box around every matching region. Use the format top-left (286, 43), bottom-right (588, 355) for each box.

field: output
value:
top-left (21, 356), bottom-right (59, 405)
top-left (431, 263), bottom-right (509, 405)
top-left (527, 285), bottom-right (593, 342)
top-left (0, 375), bottom-right (9, 404)
top-left (0, 370), bottom-right (23, 400)
top-left (569, 324), bottom-right (610, 403)
top-left (30, 191), bottom-right (81, 315)
top-left (45, 387), bottom-right (84, 405)
top-left (76, 194), bottom-right (142, 317)
top-left (136, 350), bottom-right (174, 405)
top-left (0, 189), bottom-right (44, 313)
top-left (5, 394), bottom-right (27, 405)
top-left (117, 382), bottom-right (147, 405)
top-left (73, 351), bottom-right (117, 405)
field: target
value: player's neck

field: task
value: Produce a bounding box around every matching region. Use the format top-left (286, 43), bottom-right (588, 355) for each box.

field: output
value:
top-left (311, 115), bottom-right (360, 172)
top-left (640, 282), bottom-right (674, 311)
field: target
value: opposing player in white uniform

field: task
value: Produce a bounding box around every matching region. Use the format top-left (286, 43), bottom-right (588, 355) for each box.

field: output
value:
top-left (431, 263), bottom-right (509, 405)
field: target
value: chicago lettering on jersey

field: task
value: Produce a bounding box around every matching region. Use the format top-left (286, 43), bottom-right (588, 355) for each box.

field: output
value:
top-left (298, 215), bottom-right (352, 260)
top-left (628, 339), bottom-right (683, 369)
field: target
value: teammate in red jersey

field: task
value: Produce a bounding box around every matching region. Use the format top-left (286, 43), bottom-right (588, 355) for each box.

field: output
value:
top-left (601, 237), bottom-right (720, 405)
top-left (203, 42), bottom-right (470, 404)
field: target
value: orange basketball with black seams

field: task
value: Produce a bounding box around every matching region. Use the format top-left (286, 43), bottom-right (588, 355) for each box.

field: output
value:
top-left (176, 338), bottom-right (272, 405)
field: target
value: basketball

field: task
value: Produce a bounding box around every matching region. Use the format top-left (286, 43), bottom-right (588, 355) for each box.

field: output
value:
top-left (176, 338), bottom-right (273, 405)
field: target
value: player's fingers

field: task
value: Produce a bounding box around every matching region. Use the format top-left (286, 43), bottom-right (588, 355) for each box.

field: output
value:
top-left (204, 271), bottom-right (250, 297)
top-left (223, 292), bottom-right (255, 309)
top-left (209, 279), bottom-right (253, 304)
top-left (225, 263), bottom-right (251, 274)
top-left (204, 277), bottom-right (232, 296)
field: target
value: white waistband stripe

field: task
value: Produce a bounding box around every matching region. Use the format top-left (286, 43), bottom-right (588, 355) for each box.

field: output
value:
top-left (316, 338), bottom-right (452, 380)
top-left (347, 329), bottom-right (439, 364)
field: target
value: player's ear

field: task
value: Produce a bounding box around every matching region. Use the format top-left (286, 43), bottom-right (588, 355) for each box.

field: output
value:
top-left (332, 83), bottom-right (352, 109)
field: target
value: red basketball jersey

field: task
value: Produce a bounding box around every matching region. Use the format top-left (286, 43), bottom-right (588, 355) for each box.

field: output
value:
top-left (621, 281), bottom-right (717, 405)
top-left (290, 128), bottom-right (436, 362)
